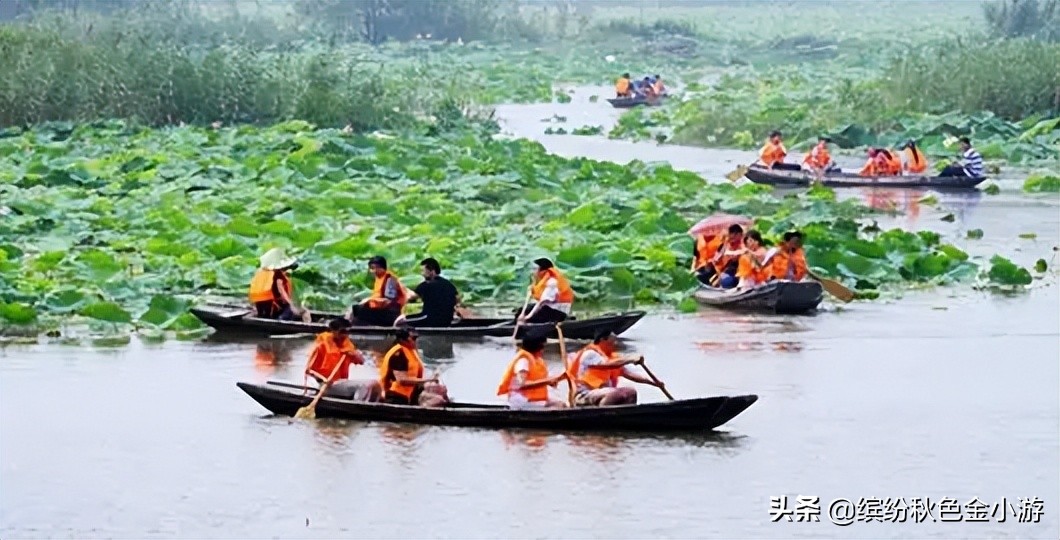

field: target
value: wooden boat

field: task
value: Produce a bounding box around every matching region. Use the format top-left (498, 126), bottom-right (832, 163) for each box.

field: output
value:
top-left (693, 280), bottom-right (823, 314)
top-left (607, 95), bottom-right (664, 108)
top-left (191, 303), bottom-right (645, 340)
top-left (744, 164), bottom-right (986, 189)
top-left (237, 380), bottom-right (758, 432)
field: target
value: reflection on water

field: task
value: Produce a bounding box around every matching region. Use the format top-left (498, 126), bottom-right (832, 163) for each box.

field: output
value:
top-left (853, 187), bottom-right (984, 229)
top-left (695, 340), bottom-right (807, 353)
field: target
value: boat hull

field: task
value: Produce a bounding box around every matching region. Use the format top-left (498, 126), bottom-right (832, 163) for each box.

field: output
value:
top-left (607, 96), bottom-right (664, 108)
top-left (744, 164), bottom-right (986, 189)
top-left (693, 281), bottom-right (823, 314)
top-left (238, 381), bottom-right (758, 431)
top-left (191, 303), bottom-right (645, 340)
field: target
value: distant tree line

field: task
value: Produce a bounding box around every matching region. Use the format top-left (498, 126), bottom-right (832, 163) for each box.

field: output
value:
top-left (983, 0), bottom-right (1059, 40)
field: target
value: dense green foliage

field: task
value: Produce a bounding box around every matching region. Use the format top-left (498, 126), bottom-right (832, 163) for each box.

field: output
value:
top-left (1, 121), bottom-right (1025, 333)
top-left (983, 0), bottom-right (1060, 41)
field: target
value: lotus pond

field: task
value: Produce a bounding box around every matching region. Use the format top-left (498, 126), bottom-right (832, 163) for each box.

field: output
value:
top-left (0, 120), bottom-right (1045, 340)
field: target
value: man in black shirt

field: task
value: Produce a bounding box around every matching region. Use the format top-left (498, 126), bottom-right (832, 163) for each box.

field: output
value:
top-left (394, 257), bottom-right (461, 327)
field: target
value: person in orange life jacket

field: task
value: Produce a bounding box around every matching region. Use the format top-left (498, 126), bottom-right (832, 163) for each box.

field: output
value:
top-left (758, 130), bottom-right (801, 171)
top-left (735, 230), bottom-right (777, 291)
top-left (801, 136), bottom-right (839, 175)
top-left (247, 248), bottom-right (310, 321)
top-left (711, 224), bottom-right (747, 289)
top-left (691, 233), bottom-right (725, 285)
top-left (517, 258), bottom-right (574, 324)
top-left (303, 318), bottom-right (382, 402)
top-left (769, 231), bottom-right (809, 282)
top-left (496, 327), bottom-right (568, 409)
top-left (378, 327), bottom-right (449, 407)
top-left (347, 255), bottom-right (406, 327)
top-left (570, 329), bottom-right (664, 406)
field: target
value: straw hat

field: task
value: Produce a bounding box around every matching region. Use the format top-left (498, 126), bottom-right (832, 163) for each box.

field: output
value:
top-left (259, 248), bottom-right (297, 270)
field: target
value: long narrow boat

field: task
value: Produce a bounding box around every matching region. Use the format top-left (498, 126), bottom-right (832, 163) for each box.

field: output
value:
top-left (238, 380), bottom-right (758, 431)
top-left (607, 96), bottom-right (664, 108)
top-left (693, 281), bottom-right (823, 314)
top-left (191, 303), bottom-right (645, 340)
top-left (744, 164), bottom-right (986, 189)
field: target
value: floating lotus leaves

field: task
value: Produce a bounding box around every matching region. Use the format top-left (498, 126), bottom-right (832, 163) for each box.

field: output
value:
top-left (987, 255), bottom-right (1033, 285)
top-left (81, 301), bottom-right (132, 324)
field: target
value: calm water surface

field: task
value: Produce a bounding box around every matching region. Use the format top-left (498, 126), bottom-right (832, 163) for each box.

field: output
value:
top-left (1, 95), bottom-right (1058, 539)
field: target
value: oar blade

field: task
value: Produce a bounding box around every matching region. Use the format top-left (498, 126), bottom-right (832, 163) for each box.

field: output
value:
top-left (820, 277), bottom-right (855, 303)
top-left (724, 164), bottom-right (749, 182)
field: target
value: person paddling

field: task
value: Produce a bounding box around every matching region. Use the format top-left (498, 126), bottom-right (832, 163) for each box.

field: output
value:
top-left (517, 258), bottom-right (574, 324)
top-left (496, 327), bottom-right (568, 409)
top-left (770, 231), bottom-right (808, 282)
top-left (393, 257), bottom-right (461, 328)
top-left (378, 327), bottom-right (449, 407)
top-left (304, 318), bottom-right (382, 402)
top-left (248, 248), bottom-right (310, 322)
top-left (568, 329), bottom-right (664, 406)
top-left (347, 255), bottom-right (407, 326)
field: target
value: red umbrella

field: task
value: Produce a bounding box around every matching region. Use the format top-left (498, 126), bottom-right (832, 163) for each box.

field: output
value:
top-left (687, 213), bottom-right (752, 237)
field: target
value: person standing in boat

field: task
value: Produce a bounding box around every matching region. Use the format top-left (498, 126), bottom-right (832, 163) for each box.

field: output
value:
top-left (393, 257), bottom-right (462, 328)
top-left (518, 258), bottom-right (575, 324)
top-left (568, 329), bottom-right (664, 406)
top-left (770, 231), bottom-right (808, 282)
top-left (900, 139), bottom-right (928, 175)
top-left (801, 136), bottom-right (838, 176)
top-left (709, 224), bottom-right (747, 289)
top-left (937, 137), bottom-right (983, 178)
top-left (497, 327), bottom-right (569, 409)
top-left (347, 255), bottom-right (407, 327)
top-left (615, 73), bottom-right (633, 98)
top-left (378, 327), bottom-right (449, 407)
top-left (304, 318), bottom-right (382, 402)
top-left (248, 248), bottom-right (311, 322)
top-left (735, 230), bottom-right (776, 291)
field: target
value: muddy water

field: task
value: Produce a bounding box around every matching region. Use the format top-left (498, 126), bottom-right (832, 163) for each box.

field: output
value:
top-left (2, 94), bottom-right (1058, 539)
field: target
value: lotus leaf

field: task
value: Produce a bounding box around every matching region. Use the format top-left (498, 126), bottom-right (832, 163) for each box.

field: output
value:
top-left (81, 302), bottom-right (132, 324)
top-left (987, 255), bottom-right (1033, 285)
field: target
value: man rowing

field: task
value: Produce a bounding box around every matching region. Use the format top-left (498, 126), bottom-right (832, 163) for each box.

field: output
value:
top-left (517, 257), bottom-right (574, 324)
top-left (393, 257), bottom-right (461, 328)
top-left (709, 224), bottom-right (747, 289)
top-left (347, 255), bottom-right (407, 326)
top-left (304, 318), bottom-right (382, 402)
top-left (378, 327), bottom-right (449, 407)
top-left (248, 248), bottom-right (311, 322)
top-left (770, 231), bottom-right (808, 281)
top-left (568, 329), bottom-right (665, 406)
top-left (497, 327), bottom-right (568, 409)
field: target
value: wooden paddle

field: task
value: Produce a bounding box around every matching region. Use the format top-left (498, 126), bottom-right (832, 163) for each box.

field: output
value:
top-left (807, 270), bottom-right (855, 303)
top-left (637, 359), bottom-right (675, 401)
top-left (725, 164), bottom-right (750, 182)
top-left (294, 355), bottom-right (345, 420)
top-left (511, 286), bottom-right (533, 342)
top-left (555, 323), bottom-right (575, 407)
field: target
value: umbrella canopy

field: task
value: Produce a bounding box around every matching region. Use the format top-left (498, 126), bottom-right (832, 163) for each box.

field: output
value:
top-left (687, 213), bottom-right (753, 237)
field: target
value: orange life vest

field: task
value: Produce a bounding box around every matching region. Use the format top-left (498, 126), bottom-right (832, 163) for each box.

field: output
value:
top-left (802, 145), bottom-right (831, 169)
top-left (713, 238), bottom-right (746, 273)
top-left (737, 249), bottom-right (772, 285)
top-left (306, 331), bottom-right (356, 381)
top-left (378, 343), bottom-right (423, 400)
top-left (248, 269), bottom-right (290, 304)
top-left (568, 344), bottom-right (620, 390)
top-left (771, 248), bottom-right (808, 281)
top-left (903, 147), bottom-right (927, 174)
top-left (496, 349), bottom-right (550, 402)
top-left (759, 141), bottom-right (787, 168)
top-left (882, 151), bottom-right (902, 175)
top-left (531, 268), bottom-right (574, 304)
top-left (652, 79), bottom-right (665, 95)
top-left (367, 271), bottom-right (407, 310)
top-left (615, 78), bottom-right (631, 96)
top-left (692, 235), bottom-right (723, 271)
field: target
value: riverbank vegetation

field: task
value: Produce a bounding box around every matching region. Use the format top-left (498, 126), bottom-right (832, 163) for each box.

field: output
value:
top-left (0, 121), bottom-right (1042, 337)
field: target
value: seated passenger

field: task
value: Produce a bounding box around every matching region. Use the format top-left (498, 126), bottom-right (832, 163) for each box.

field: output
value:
top-left (348, 255), bottom-right (406, 327)
top-left (378, 327), bottom-right (449, 407)
top-left (615, 73), bottom-right (633, 98)
top-left (304, 318), bottom-right (382, 402)
top-left (496, 328), bottom-right (568, 409)
top-left (248, 248), bottom-right (310, 321)
top-left (394, 257), bottom-right (460, 328)
top-left (770, 231), bottom-right (808, 281)
top-left (735, 230), bottom-right (776, 290)
top-left (710, 224), bottom-right (747, 289)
